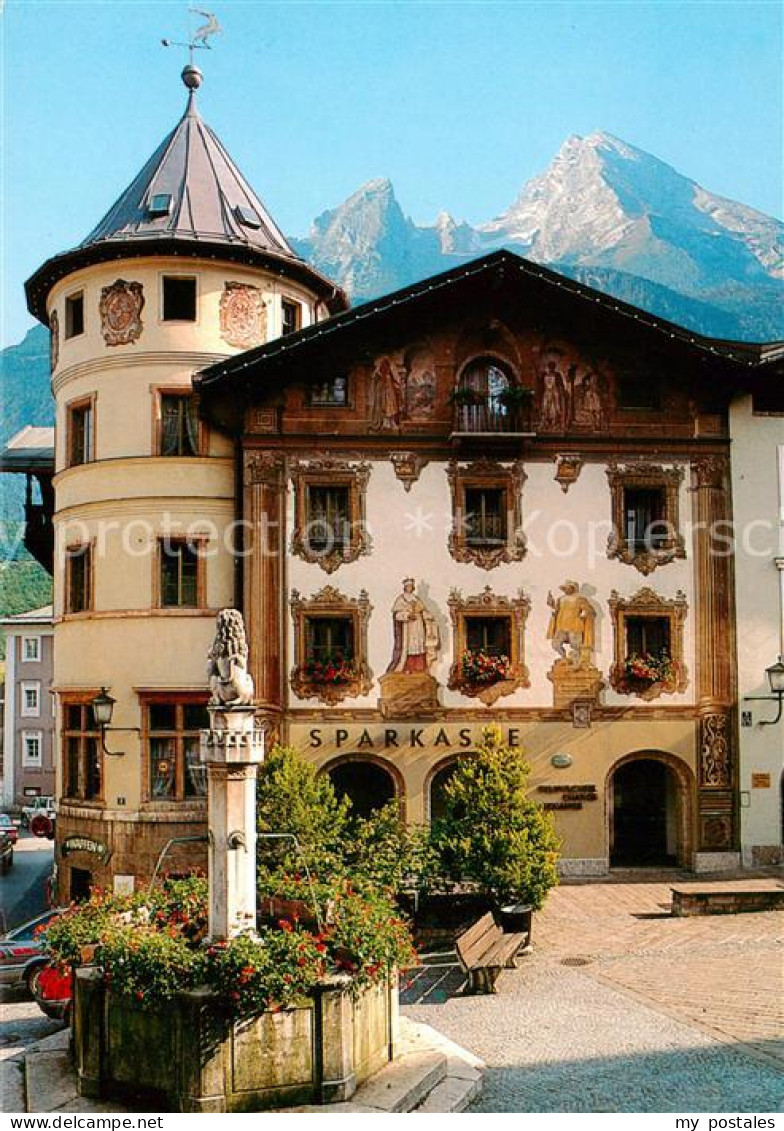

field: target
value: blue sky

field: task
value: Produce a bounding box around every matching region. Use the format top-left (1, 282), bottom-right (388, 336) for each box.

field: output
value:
top-left (3, 0), bottom-right (782, 347)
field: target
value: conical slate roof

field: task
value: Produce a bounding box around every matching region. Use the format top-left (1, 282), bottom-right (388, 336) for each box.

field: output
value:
top-left (26, 73), bottom-right (345, 322)
top-left (82, 88), bottom-right (293, 257)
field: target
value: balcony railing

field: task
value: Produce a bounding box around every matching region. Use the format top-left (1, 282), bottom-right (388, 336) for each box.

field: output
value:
top-left (451, 402), bottom-right (535, 436)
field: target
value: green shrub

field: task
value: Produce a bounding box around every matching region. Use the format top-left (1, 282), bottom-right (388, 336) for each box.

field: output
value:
top-left (431, 725), bottom-right (560, 909)
top-left (343, 801), bottom-right (438, 895)
top-left (256, 745), bottom-right (350, 878)
top-left (100, 924), bottom-right (205, 1005)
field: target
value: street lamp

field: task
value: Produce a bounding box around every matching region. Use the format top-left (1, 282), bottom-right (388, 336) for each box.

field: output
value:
top-left (744, 658), bottom-right (784, 726)
top-left (91, 688), bottom-right (141, 755)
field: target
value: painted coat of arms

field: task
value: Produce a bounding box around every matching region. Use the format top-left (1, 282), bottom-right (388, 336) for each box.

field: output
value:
top-left (99, 280), bottom-right (144, 346)
top-left (220, 282), bottom-right (266, 348)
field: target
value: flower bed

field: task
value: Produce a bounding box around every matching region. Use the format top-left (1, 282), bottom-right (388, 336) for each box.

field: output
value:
top-left (44, 877), bottom-right (411, 1111)
top-left (43, 876), bottom-right (413, 1016)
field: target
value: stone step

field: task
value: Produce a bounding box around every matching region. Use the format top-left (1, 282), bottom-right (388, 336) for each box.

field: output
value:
top-left (413, 1072), bottom-right (482, 1113)
top-left (355, 1049), bottom-right (447, 1112)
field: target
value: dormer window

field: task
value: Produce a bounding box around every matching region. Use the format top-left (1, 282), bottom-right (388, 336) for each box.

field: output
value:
top-left (235, 205), bottom-right (261, 229)
top-left (148, 194), bottom-right (172, 218)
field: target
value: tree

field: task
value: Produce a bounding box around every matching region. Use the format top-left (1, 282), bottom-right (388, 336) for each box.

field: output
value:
top-left (343, 800), bottom-right (438, 895)
top-left (430, 726), bottom-right (560, 909)
top-left (256, 745), bottom-right (350, 877)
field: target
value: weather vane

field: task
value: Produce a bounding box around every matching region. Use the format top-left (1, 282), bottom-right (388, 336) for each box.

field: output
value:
top-left (162, 7), bottom-right (223, 68)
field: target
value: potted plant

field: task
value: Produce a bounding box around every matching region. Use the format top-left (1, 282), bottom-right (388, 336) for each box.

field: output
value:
top-left (449, 386), bottom-right (483, 407)
top-left (497, 385), bottom-right (534, 409)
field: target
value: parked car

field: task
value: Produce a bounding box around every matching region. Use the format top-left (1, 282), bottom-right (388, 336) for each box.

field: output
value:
top-left (20, 797), bottom-right (55, 829)
top-left (0, 909), bottom-right (62, 991)
top-left (0, 814), bottom-right (20, 845)
top-left (0, 832), bottom-right (13, 874)
top-left (31, 961), bottom-right (72, 1023)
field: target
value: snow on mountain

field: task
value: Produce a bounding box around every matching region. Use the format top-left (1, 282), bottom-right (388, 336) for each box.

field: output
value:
top-left (295, 131), bottom-right (783, 339)
top-left (479, 131), bottom-right (783, 293)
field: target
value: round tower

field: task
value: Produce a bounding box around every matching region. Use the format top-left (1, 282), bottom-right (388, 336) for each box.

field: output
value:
top-left (25, 69), bottom-right (345, 900)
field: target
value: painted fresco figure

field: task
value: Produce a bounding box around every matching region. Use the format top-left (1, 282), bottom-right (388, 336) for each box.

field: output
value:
top-left (547, 581), bottom-right (596, 668)
top-left (369, 355), bottom-right (405, 431)
top-left (573, 367), bottom-right (605, 430)
top-left (387, 579), bottom-right (440, 673)
top-left (539, 360), bottom-right (568, 431)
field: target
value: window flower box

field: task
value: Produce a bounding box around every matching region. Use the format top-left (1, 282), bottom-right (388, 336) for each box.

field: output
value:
top-left (459, 648), bottom-right (511, 687)
top-left (618, 651), bottom-right (678, 696)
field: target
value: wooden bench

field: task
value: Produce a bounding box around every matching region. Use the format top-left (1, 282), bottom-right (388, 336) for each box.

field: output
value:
top-left (455, 911), bottom-right (527, 994)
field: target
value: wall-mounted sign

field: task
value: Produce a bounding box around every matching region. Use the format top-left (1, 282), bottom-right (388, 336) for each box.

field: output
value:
top-left (751, 773), bottom-right (771, 789)
top-left (61, 836), bottom-right (112, 865)
top-left (538, 784), bottom-right (598, 811)
top-left (298, 723), bottom-right (526, 752)
top-left (551, 753), bottom-right (573, 768)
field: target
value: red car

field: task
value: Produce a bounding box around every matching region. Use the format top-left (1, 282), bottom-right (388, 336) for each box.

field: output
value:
top-left (0, 814), bottom-right (20, 845)
top-left (31, 961), bottom-right (73, 1023)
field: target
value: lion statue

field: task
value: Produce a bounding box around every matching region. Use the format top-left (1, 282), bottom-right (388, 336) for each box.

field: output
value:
top-left (207, 609), bottom-right (255, 707)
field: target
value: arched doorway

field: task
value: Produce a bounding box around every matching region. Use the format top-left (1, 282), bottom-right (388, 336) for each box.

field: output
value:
top-left (325, 757), bottom-right (398, 819)
top-left (608, 754), bottom-right (692, 867)
top-left (428, 759), bottom-right (462, 824)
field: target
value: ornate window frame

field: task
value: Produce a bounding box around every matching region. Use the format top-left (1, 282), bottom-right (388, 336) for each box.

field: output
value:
top-left (447, 459), bottom-right (526, 570)
top-left (290, 585), bottom-right (373, 705)
top-left (608, 586), bottom-right (689, 701)
top-left (606, 462), bottom-right (686, 575)
top-left (290, 458), bottom-right (371, 574)
top-left (447, 585), bottom-right (530, 706)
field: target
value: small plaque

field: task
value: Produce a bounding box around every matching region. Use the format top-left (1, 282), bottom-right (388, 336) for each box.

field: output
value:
top-left (741, 711), bottom-right (753, 728)
top-left (751, 773), bottom-right (771, 789)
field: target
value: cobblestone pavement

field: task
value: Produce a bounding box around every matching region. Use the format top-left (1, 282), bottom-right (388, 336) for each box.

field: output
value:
top-left (402, 874), bottom-right (784, 1113)
top-left (1, 988), bottom-right (63, 1112)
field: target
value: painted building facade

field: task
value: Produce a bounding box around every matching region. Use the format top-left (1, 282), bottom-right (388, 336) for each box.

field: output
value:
top-left (197, 254), bottom-right (783, 880)
top-left (19, 71), bottom-right (782, 898)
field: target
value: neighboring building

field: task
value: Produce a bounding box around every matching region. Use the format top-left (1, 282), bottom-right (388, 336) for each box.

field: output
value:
top-left (0, 606), bottom-right (55, 808)
top-left (730, 367), bottom-right (784, 866)
top-left (17, 67), bottom-right (783, 898)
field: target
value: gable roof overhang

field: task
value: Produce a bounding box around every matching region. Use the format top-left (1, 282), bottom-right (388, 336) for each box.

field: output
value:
top-left (195, 250), bottom-right (782, 433)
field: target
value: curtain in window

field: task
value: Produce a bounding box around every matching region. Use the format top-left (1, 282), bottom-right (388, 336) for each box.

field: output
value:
top-left (85, 737), bottom-right (101, 800)
top-left (162, 400), bottom-right (181, 456)
top-left (184, 397), bottom-right (199, 456)
top-left (151, 738), bottom-right (176, 798)
top-left (184, 737), bottom-right (207, 796)
top-left (308, 488), bottom-right (348, 550)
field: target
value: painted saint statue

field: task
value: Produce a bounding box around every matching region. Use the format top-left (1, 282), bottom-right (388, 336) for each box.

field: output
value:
top-left (547, 581), bottom-right (596, 668)
top-left (387, 579), bottom-right (440, 674)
